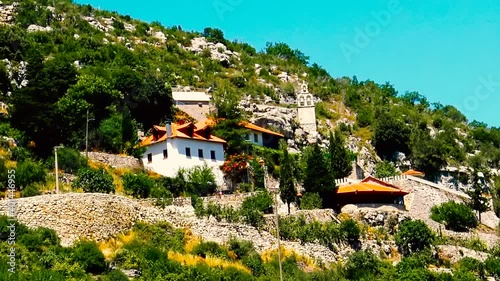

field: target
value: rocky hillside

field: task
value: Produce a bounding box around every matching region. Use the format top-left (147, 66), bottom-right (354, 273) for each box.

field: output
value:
top-left (0, 0), bottom-right (499, 183)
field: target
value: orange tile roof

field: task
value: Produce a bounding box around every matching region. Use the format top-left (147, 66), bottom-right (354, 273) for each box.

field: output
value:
top-left (403, 169), bottom-right (425, 176)
top-left (196, 118), bottom-right (284, 137)
top-left (140, 121), bottom-right (227, 147)
top-left (337, 178), bottom-right (409, 195)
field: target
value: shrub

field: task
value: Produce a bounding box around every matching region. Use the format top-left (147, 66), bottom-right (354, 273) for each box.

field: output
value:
top-left (345, 250), bottom-right (381, 280)
top-left (241, 191), bottom-right (273, 214)
top-left (11, 146), bottom-right (31, 162)
top-left (240, 207), bottom-right (264, 228)
top-left (431, 201), bottom-right (478, 231)
top-left (21, 183), bottom-right (42, 197)
top-left (340, 219), bottom-right (361, 243)
top-left (16, 159), bottom-right (47, 189)
top-left (150, 185), bottom-right (174, 208)
top-left (102, 269), bottom-right (129, 281)
top-left (395, 220), bottom-right (435, 256)
top-left (71, 241), bottom-right (107, 274)
top-left (300, 192), bottom-right (322, 210)
top-left (227, 237), bottom-right (255, 259)
top-left (375, 160), bottom-right (398, 178)
top-left (186, 164), bottom-right (217, 196)
top-left (123, 172), bottom-right (155, 198)
top-left (192, 241), bottom-right (231, 260)
top-left (47, 147), bottom-right (88, 174)
top-left (484, 257), bottom-right (500, 279)
top-left (242, 252), bottom-right (265, 276)
top-left (457, 257), bottom-right (485, 279)
top-left (72, 168), bottom-right (115, 194)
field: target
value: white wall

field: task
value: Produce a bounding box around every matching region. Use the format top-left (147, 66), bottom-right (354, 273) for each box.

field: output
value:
top-left (142, 138), bottom-right (225, 186)
top-left (298, 107), bottom-right (317, 132)
top-left (244, 131), bottom-right (263, 146)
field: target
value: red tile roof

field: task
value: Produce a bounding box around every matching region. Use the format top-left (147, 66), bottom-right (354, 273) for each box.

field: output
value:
top-left (140, 122), bottom-right (227, 147)
top-left (196, 118), bottom-right (284, 137)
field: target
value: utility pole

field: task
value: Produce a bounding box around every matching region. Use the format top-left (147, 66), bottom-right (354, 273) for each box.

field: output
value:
top-left (259, 159), bottom-right (283, 281)
top-left (54, 145), bottom-right (63, 194)
top-left (85, 109), bottom-right (95, 158)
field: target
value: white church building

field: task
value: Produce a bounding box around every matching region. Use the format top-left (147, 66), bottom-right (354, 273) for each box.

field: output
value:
top-left (140, 121), bottom-right (227, 186)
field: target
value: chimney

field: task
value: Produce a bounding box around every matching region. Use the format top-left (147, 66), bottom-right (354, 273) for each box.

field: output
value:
top-left (165, 119), bottom-right (172, 137)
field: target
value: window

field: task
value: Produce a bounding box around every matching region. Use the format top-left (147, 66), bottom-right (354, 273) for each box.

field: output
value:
top-left (147, 153), bottom-right (152, 163)
top-left (245, 134), bottom-right (249, 140)
top-left (163, 149), bottom-right (168, 159)
top-left (253, 133), bottom-right (258, 143)
top-left (198, 149), bottom-right (203, 159)
top-left (185, 147), bottom-right (191, 157)
top-left (210, 150), bottom-right (216, 161)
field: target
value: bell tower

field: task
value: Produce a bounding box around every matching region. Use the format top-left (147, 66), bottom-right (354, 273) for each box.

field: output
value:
top-left (297, 83), bottom-right (317, 133)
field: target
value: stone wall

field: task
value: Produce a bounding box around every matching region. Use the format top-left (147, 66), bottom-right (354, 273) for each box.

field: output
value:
top-left (85, 152), bottom-right (143, 170)
top-left (202, 192), bottom-right (260, 209)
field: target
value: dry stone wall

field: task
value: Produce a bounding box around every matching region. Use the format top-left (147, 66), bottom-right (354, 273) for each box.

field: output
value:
top-left (85, 152), bottom-right (142, 170)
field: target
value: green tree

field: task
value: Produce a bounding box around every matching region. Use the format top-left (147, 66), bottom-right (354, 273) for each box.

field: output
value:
top-left (279, 140), bottom-right (296, 214)
top-left (203, 27), bottom-right (226, 44)
top-left (299, 192), bottom-right (322, 210)
top-left (395, 220), bottom-right (435, 256)
top-left (303, 143), bottom-right (335, 195)
top-left (72, 168), bottom-right (115, 194)
top-left (46, 147), bottom-right (88, 174)
top-left (16, 159), bottom-right (47, 189)
top-left (493, 176), bottom-right (500, 217)
top-left (466, 169), bottom-right (490, 222)
top-left (187, 164), bottom-right (217, 196)
top-left (373, 112), bottom-right (411, 159)
top-left (327, 130), bottom-right (353, 179)
top-left (409, 128), bottom-right (448, 177)
top-left (211, 81), bottom-right (243, 120)
top-left (375, 160), bottom-right (398, 178)
top-left (10, 54), bottom-right (78, 157)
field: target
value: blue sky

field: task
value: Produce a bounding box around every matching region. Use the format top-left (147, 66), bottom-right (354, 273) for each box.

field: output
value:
top-left (75, 0), bottom-right (500, 127)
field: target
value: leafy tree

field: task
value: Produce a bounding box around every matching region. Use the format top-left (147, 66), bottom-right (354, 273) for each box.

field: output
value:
top-left (299, 192), bottom-right (322, 210)
top-left (211, 81), bottom-right (243, 120)
top-left (212, 120), bottom-right (250, 155)
top-left (279, 140), bottom-right (296, 214)
top-left (126, 73), bottom-right (173, 131)
top-left (375, 160), bottom-right (398, 178)
top-left (123, 172), bottom-right (156, 198)
top-left (340, 219), bottom-right (361, 243)
top-left (46, 147), bottom-right (88, 174)
top-left (409, 128), bottom-right (448, 177)
top-left (16, 159), bottom-right (47, 189)
top-left (265, 42), bottom-right (309, 65)
top-left (431, 201), bottom-right (478, 231)
top-left (466, 168), bottom-right (490, 222)
top-left (373, 112), bottom-right (411, 159)
top-left (203, 27), bottom-right (226, 44)
top-left (57, 74), bottom-right (122, 141)
top-left (97, 107), bottom-right (141, 155)
top-left (303, 143), bottom-right (335, 194)
top-left (10, 54), bottom-right (78, 157)
top-left (72, 168), bottom-right (115, 194)
top-left (493, 176), bottom-right (500, 217)
top-left (395, 220), bottom-right (435, 256)
top-left (327, 130), bottom-right (353, 179)
top-left (187, 164), bottom-right (217, 196)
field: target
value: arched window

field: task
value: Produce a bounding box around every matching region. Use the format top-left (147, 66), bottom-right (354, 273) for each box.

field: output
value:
top-left (299, 96), bottom-right (305, 106)
top-left (306, 95), bottom-right (312, 106)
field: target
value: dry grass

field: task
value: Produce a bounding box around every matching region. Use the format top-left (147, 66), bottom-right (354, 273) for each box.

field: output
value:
top-left (261, 246), bottom-right (319, 270)
top-left (98, 231), bottom-right (136, 260)
top-left (168, 251), bottom-right (252, 274)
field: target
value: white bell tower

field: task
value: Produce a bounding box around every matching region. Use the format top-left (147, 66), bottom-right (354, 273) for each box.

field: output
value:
top-left (297, 83), bottom-right (317, 133)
